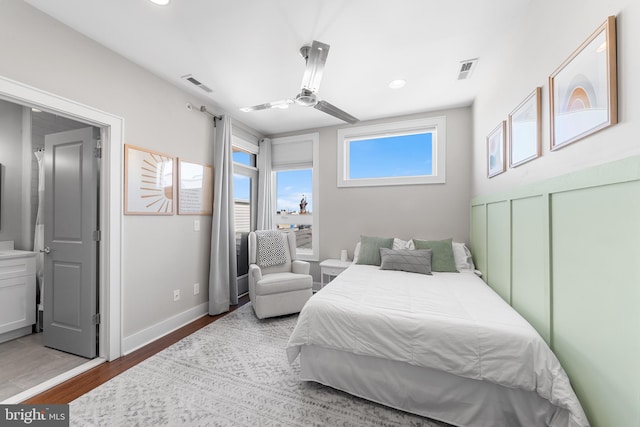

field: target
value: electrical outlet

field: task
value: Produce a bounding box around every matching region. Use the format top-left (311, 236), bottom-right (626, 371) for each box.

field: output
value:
top-left (193, 220), bottom-right (200, 231)
top-left (193, 283), bottom-right (200, 295)
top-left (173, 289), bottom-right (180, 301)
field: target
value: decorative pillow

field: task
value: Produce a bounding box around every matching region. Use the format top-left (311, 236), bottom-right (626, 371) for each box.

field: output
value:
top-left (393, 238), bottom-right (411, 250)
top-left (452, 242), bottom-right (476, 271)
top-left (353, 241), bottom-right (361, 264)
top-left (412, 238), bottom-right (458, 272)
top-left (355, 235), bottom-right (394, 266)
top-left (380, 248), bottom-right (432, 275)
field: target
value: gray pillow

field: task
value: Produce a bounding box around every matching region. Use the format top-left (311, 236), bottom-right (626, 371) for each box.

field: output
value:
top-left (355, 235), bottom-right (394, 266)
top-left (380, 248), bottom-right (432, 275)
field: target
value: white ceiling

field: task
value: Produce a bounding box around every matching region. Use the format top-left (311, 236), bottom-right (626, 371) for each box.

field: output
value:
top-left (24, 0), bottom-right (530, 136)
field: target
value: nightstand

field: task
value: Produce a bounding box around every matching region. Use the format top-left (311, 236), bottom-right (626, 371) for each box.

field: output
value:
top-left (319, 259), bottom-right (352, 287)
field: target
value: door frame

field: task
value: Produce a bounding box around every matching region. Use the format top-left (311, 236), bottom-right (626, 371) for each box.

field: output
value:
top-left (0, 75), bottom-right (122, 361)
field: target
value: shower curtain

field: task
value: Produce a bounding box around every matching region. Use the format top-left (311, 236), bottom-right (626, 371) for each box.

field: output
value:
top-left (33, 150), bottom-right (45, 313)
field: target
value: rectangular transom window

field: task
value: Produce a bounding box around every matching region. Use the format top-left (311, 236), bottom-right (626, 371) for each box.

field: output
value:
top-left (337, 116), bottom-right (446, 187)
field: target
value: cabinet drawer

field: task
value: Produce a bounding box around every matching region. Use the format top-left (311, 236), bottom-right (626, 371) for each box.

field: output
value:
top-left (0, 256), bottom-right (36, 280)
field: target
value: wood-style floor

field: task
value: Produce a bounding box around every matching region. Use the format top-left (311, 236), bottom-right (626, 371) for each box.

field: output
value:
top-left (23, 295), bottom-right (249, 404)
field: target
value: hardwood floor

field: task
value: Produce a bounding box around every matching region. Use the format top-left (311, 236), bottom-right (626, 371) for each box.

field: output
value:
top-left (23, 295), bottom-right (250, 404)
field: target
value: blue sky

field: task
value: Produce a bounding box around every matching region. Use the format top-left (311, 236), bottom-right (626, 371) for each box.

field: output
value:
top-left (349, 133), bottom-right (432, 179)
top-left (233, 132), bottom-right (432, 212)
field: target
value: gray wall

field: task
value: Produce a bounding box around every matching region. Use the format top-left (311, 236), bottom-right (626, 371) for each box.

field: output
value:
top-left (272, 106), bottom-right (473, 262)
top-left (472, 0), bottom-right (640, 197)
top-left (0, 1), bottom-right (220, 339)
top-left (0, 99), bottom-right (25, 248)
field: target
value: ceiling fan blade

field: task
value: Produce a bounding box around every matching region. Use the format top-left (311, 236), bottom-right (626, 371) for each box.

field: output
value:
top-left (314, 100), bottom-right (359, 124)
top-left (301, 40), bottom-right (330, 93)
top-left (240, 99), bottom-right (293, 112)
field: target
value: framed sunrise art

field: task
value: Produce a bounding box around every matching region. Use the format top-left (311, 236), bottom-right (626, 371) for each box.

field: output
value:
top-left (509, 87), bottom-right (542, 167)
top-left (487, 121), bottom-right (506, 178)
top-left (177, 160), bottom-right (213, 215)
top-left (549, 15), bottom-right (617, 150)
top-left (124, 144), bottom-right (175, 215)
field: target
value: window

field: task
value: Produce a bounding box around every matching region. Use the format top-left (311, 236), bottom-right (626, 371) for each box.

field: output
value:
top-left (232, 148), bottom-right (256, 167)
top-left (271, 133), bottom-right (319, 260)
top-left (232, 141), bottom-right (258, 282)
top-left (337, 116), bottom-right (446, 187)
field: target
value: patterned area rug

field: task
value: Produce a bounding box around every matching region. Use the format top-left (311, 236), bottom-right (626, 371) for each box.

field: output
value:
top-left (71, 304), bottom-right (449, 426)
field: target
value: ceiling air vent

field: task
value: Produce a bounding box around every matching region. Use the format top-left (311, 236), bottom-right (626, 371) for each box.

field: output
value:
top-left (457, 58), bottom-right (478, 80)
top-left (181, 74), bottom-right (213, 93)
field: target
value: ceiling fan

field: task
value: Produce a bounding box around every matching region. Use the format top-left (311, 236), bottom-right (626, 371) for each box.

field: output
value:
top-left (240, 40), bottom-right (359, 124)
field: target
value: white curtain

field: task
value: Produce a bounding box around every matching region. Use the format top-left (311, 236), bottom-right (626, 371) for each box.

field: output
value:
top-left (257, 137), bottom-right (273, 230)
top-left (33, 150), bottom-right (45, 311)
top-left (208, 115), bottom-right (238, 315)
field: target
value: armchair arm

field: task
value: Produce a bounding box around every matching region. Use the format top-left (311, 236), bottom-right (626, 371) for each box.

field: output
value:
top-left (249, 264), bottom-right (262, 282)
top-left (292, 260), bottom-right (310, 275)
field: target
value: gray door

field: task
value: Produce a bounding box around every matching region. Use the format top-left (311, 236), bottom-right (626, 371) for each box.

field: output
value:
top-left (43, 127), bottom-right (99, 359)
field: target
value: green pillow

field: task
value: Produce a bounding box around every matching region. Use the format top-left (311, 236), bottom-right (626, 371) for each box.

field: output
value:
top-left (412, 238), bottom-right (458, 272)
top-left (356, 235), bottom-right (394, 266)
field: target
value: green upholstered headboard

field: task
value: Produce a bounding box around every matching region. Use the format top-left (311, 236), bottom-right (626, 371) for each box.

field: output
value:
top-left (471, 156), bottom-right (640, 427)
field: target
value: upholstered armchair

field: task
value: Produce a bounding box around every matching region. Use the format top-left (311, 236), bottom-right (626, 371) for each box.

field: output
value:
top-left (248, 230), bottom-right (313, 319)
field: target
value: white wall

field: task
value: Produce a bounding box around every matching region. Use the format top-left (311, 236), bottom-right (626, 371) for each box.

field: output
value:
top-left (272, 106), bottom-right (473, 261)
top-left (472, 0), bottom-right (640, 197)
top-left (0, 99), bottom-right (25, 248)
top-left (0, 1), bottom-right (223, 340)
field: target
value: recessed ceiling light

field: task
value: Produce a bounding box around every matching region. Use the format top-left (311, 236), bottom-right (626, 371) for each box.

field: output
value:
top-left (388, 79), bottom-right (406, 89)
top-left (149, 0), bottom-right (170, 5)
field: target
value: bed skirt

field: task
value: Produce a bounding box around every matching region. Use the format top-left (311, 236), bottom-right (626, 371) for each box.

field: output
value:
top-left (299, 345), bottom-right (575, 427)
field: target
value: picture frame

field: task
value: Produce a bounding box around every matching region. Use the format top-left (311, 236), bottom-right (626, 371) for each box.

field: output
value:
top-left (509, 87), bottom-right (541, 167)
top-left (549, 15), bottom-right (617, 150)
top-left (487, 121), bottom-right (506, 178)
top-left (124, 144), bottom-right (175, 215)
top-left (177, 160), bottom-right (214, 215)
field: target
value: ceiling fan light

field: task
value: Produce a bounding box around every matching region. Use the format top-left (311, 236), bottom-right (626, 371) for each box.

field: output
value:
top-left (149, 0), bottom-right (170, 5)
top-left (388, 79), bottom-right (406, 89)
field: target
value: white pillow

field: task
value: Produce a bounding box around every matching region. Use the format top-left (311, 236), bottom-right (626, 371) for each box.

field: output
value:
top-left (452, 242), bottom-right (475, 271)
top-left (392, 238), bottom-right (414, 250)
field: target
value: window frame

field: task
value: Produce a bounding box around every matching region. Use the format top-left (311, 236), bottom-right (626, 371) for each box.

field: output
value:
top-left (271, 132), bottom-right (319, 261)
top-left (337, 116), bottom-right (446, 187)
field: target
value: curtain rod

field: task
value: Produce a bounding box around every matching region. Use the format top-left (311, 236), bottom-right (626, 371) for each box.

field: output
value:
top-left (199, 105), bottom-right (222, 125)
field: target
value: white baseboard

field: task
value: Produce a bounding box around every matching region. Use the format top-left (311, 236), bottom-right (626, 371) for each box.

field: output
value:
top-left (122, 303), bottom-right (208, 355)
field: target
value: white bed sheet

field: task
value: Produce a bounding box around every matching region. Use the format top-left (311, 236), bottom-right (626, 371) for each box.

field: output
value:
top-left (287, 264), bottom-right (588, 427)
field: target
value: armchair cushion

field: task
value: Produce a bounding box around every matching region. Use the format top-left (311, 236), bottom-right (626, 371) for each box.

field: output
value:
top-left (255, 272), bottom-right (312, 296)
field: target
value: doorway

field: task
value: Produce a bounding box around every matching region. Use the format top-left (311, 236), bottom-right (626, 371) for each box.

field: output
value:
top-left (0, 107), bottom-right (99, 400)
top-left (0, 74), bottom-right (123, 402)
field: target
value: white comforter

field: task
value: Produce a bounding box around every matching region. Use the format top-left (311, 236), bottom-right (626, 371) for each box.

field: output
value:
top-left (287, 264), bottom-right (588, 427)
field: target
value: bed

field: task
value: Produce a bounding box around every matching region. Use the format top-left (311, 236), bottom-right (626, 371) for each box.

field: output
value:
top-left (286, 258), bottom-right (589, 427)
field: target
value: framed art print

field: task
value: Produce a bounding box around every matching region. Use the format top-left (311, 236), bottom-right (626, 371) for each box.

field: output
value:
top-left (487, 121), bottom-right (506, 178)
top-left (509, 87), bottom-right (541, 167)
top-left (178, 160), bottom-right (213, 215)
top-left (124, 144), bottom-right (175, 215)
top-left (549, 16), bottom-right (617, 150)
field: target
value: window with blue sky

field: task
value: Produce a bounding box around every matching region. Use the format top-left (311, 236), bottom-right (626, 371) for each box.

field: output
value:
top-left (349, 133), bottom-right (433, 179)
top-left (337, 116), bottom-right (446, 187)
top-left (276, 169), bottom-right (312, 213)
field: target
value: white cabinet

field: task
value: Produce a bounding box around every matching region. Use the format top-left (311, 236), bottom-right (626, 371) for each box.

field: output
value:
top-left (0, 242), bottom-right (37, 344)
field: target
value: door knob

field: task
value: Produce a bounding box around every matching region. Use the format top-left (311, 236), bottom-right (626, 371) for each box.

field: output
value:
top-left (40, 247), bottom-right (51, 254)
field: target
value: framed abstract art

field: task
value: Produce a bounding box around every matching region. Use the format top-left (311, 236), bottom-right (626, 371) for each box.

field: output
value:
top-left (124, 144), bottom-right (175, 215)
top-left (509, 87), bottom-right (541, 167)
top-left (487, 121), bottom-right (506, 178)
top-left (549, 16), bottom-right (617, 150)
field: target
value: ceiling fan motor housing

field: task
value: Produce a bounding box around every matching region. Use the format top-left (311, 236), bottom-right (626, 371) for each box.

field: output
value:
top-left (295, 89), bottom-right (318, 107)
